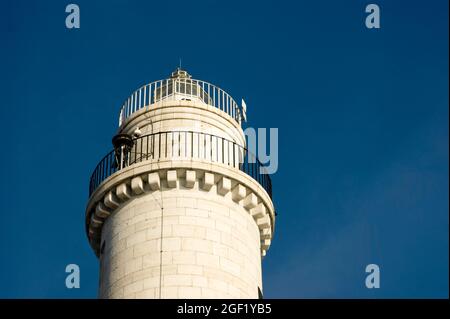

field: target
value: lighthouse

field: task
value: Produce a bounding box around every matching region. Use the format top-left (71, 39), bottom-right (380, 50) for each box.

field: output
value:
top-left (85, 69), bottom-right (276, 298)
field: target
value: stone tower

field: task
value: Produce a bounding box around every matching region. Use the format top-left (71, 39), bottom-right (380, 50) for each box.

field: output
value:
top-left (85, 69), bottom-right (275, 298)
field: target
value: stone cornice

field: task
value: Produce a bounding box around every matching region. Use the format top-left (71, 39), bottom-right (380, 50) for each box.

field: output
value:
top-left (86, 158), bottom-right (275, 258)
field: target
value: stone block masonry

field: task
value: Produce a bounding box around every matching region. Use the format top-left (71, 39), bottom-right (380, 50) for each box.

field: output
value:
top-left (95, 167), bottom-right (273, 298)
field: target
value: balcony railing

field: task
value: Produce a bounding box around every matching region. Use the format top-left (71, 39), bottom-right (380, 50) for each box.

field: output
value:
top-left (89, 131), bottom-right (272, 199)
top-left (118, 79), bottom-right (242, 127)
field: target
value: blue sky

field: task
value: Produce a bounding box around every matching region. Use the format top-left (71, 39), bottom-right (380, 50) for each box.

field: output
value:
top-left (0, 0), bottom-right (448, 298)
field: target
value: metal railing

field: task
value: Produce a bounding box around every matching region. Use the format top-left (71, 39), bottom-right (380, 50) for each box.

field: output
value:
top-left (118, 78), bottom-right (242, 127)
top-left (89, 131), bottom-right (272, 199)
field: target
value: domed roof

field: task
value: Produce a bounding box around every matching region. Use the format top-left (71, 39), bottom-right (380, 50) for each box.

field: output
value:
top-left (170, 68), bottom-right (192, 79)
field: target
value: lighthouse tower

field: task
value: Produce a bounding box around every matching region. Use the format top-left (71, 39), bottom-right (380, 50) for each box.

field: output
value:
top-left (85, 69), bottom-right (275, 298)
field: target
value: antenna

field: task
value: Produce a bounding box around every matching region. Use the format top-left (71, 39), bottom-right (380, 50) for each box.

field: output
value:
top-left (241, 99), bottom-right (247, 122)
top-left (179, 58), bottom-right (182, 69)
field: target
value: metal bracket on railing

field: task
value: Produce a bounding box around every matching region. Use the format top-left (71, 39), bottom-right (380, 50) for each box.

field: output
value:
top-left (112, 133), bottom-right (134, 170)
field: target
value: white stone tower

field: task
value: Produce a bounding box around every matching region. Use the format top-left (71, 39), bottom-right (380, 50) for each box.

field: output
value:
top-left (85, 69), bottom-right (275, 298)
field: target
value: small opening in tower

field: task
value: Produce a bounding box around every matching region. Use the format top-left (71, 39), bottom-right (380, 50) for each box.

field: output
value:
top-left (258, 287), bottom-right (263, 299)
top-left (100, 240), bottom-right (106, 255)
